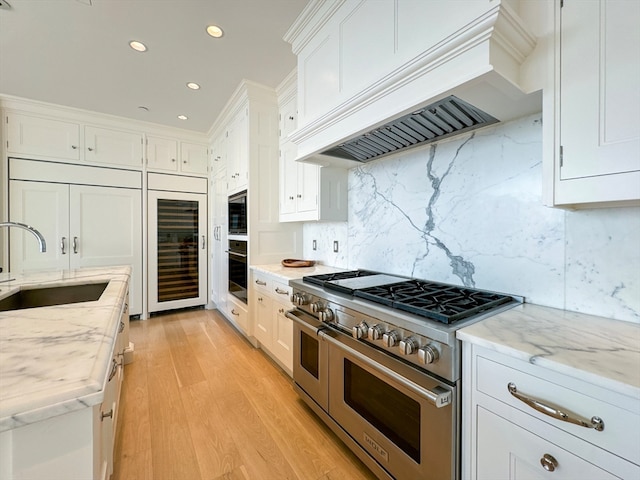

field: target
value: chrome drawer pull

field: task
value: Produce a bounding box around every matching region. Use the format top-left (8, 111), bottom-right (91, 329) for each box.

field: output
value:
top-left (255, 279), bottom-right (267, 286)
top-left (275, 287), bottom-right (288, 295)
top-left (540, 453), bottom-right (558, 472)
top-left (507, 382), bottom-right (604, 431)
top-left (108, 358), bottom-right (118, 381)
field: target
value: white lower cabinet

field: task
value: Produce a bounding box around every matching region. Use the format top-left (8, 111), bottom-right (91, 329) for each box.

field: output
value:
top-left (0, 293), bottom-right (128, 480)
top-left (250, 269), bottom-right (294, 375)
top-left (462, 343), bottom-right (640, 480)
top-left (226, 292), bottom-right (250, 338)
top-left (8, 161), bottom-right (143, 315)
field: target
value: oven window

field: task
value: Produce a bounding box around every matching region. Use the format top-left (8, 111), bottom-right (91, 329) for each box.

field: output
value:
top-left (300, 331), bottom-right (320, 379)
top-left (344, 359), bottom-right (421, 463)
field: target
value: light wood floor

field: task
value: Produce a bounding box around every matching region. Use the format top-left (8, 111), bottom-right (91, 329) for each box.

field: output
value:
top-left (112, 308), bottom-right (378, 480)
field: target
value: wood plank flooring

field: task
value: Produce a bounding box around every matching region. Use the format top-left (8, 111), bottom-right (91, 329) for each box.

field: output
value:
top-left (112, 308), bottom-right (378, 480)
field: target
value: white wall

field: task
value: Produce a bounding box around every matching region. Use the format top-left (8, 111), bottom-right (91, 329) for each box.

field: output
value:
top-left (303, 114), bottom-right (640, 324)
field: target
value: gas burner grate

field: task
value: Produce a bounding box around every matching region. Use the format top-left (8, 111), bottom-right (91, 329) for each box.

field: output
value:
top-left (354, 280), bottom-right (512, 324)
top-left (302, 270), bottom-right (378, 287)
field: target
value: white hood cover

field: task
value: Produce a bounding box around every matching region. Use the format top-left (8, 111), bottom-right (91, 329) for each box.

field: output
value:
top-left (287, 1), bottom-right (541, 167)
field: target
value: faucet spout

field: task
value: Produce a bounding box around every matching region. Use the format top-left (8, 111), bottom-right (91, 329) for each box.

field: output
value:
top-left (0, 222), bottom-right (47, 253)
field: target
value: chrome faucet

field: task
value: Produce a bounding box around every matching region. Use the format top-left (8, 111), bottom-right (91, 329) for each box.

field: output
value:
top-left (0, 221), bottom-right (47, 253)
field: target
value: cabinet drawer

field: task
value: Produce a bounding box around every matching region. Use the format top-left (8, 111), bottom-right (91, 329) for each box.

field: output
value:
top-left (476, 355), bottom-right (640, 464)
top-left (270, 279), bottom-right (292, 306)
top-left (252, 273), bottom-right (271, 295)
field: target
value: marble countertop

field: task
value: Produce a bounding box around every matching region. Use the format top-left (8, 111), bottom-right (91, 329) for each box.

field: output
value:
top-left (457, 303), bottom-right (640, 399)
top-left (0, 266), bottom-right (130, 432)
top-left (250, 263), bottom-right (345, 283)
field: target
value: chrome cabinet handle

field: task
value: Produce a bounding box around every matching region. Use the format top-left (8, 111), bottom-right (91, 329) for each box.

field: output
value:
top-left (507, 383), bottom-right (604, 431)
top-left (275, 287), bottom-right (288, 295)
top-left (231, 309), bottom-right (240, 316)
top-left (61, 237), bottom-right (66, 255)
top-left (108, 358), bottom-right (118, 381)
top-left (255, 279), bottom-right (266, 286)
top-left (119, 321), bottom-right (125, 333)
top-left (87, 147), bottom-right (94, 152)
top-left (540, 453), bottom-right (558, 472)
top-left (71, 145), bottom-right (78, 150)
top-left (202, 235), bottom-right (206, 249)
top-left (72, 236), bottom-right (78, 254)
top-left (101, 409), bottom-right (113, 421)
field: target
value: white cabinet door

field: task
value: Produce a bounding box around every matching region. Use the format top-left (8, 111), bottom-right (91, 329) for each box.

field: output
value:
top-left (560, 0), bottom-right (639, 180)
top-left (180, 142), bottom-right (208, 174)
top-left (148, 190), bottom-right (208, 312)
top-left (279, 141), bottom-right (298, 216)
top-left (272, 300), bottom-right (293, 373)
top-left (9, 181), bottom-right (143, 315)
top-left (226, 108), bottom-right (249, 192)
top-left (6, 113), bottom-right (81, 161)
top-left (69, 185), bottom-right (142, 315)
top-left (253, 292), bottom-right (273, 348)
top-left (9, 180), bottom-right (70, 272)
top-left (297, 162), bottom-right (319, 214)
top-left (146, 135), bottom-right (179, 172)
top-left (84, 126), bottom-right (143, 167)
top-left (477, 407), bottom-right (620, 480)
top-left (211, 168), bottom-right (228, 308)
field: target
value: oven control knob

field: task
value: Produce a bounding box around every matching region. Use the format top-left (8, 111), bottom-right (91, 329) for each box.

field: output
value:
top-left (382, 330), bottom-right (399, 348)
top-left (368, 325), bottom-right (384, 340)
top-left (418, 344), bottom-right (440, 364)
top-left (290, 293), bottom-right (300, 304)
top-left (399, 337), bottom-right (419, 355)
top-left (310, 302), bottom-right (323, 313)
top-left (319, 308), bottom-right (334, 322)
top-left (295, 294), bottom-right (309, 306)
top-left (352, 322), bottom-right (369, 339)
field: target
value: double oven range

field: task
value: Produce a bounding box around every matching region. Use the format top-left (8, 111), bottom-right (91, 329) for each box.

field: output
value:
top-left (286, 270), bottom-right (521, 480)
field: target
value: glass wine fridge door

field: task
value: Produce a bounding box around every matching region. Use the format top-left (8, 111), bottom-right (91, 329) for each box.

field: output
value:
top-left (148, 190), bottom-right (207, 313)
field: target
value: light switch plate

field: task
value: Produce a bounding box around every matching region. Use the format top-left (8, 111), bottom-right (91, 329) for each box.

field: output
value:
top-left (312, 239), bottom-right (317, 251)
top-left (333, 241), bottom-right (339, 253)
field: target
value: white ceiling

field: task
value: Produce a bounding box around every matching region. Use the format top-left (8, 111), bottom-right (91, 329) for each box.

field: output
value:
top-left (0, 0), bottom-right (308, 133)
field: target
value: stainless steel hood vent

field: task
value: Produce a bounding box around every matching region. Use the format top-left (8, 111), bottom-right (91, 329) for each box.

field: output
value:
top-left (321, 96), bottom-right (498, 163)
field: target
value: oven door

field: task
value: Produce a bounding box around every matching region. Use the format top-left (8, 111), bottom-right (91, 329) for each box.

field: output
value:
top-left (287, 309), bottom-right (329, 412)
top-left (326, 331), bottom-right (458, 480)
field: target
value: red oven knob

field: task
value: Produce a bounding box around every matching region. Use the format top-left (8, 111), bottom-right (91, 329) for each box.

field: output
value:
top-left (382, 330), bottom-right (399, 348)
top-left (399, 337), bottom-right (418, 355)
top-left (418, 344), bottom-right (440, 364)
top-left (319, 308), bottom-right (334, 322)
top-left (352, 322), bottom-right (369, 339)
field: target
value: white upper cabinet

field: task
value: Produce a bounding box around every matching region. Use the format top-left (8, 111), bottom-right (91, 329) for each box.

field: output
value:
top-left (146, 135), bottom-right (179, 171)
top-left (84, 125), bottom-right (143, 167)
top-left (5, 112), bottom-right (80, 161)
top-left (547, 0), bottom-right (640, 207)
top-left (179, 142), bottom-right (208, 175)
top-left (277, 71), bottom-right (347, 222)
top-left (226, 106), bottom-right (249, 193)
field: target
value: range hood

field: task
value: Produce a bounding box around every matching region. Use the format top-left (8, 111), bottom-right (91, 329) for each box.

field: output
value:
top-left (321, 95), bottom-right (499, 163)
top-left (286, 1), bottom-right (542, 168)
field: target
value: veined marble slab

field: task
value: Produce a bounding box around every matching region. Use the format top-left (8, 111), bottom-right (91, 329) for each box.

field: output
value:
top-left (0, 266), bottom-right (130, 432)
top-left (457, 303), bottom-right (640, 399)
top-left (250, 263), bottom-right (345, 283)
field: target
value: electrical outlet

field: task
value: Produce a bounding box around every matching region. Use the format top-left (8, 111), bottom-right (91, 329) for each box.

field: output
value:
top-left (333, 240), bottom-right (339, 253)
top-left (312, 239), bottom-right (317, 251)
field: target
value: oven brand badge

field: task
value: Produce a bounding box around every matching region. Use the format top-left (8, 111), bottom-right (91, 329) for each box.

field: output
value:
top-left (364, 433), bottom-right (389, 462)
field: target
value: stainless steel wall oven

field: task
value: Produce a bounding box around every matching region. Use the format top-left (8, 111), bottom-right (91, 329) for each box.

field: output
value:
top-left (227, 239), bottom-right (247, 303)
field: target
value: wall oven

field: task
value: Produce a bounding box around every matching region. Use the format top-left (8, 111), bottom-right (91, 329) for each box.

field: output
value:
top-left (227, 239), bottom-right (247, 303)
top-left (228, 190), bottom-right (247, 235)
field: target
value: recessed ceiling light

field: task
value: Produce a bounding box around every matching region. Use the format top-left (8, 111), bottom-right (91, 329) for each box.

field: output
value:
top-left (186, 82), bottom-right (200, 90)
top-left (129, 40), bottom-right (147, 52)
top-left (177, 115), bottom-right (188, 120)
top-left (206, 25), bottom-right (224, 38)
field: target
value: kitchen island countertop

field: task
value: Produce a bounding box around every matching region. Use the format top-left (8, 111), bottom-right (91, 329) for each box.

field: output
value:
top-left (0, 266), bottom-right (130, 432)
top-left (457, 303), bottom-right (640, 399)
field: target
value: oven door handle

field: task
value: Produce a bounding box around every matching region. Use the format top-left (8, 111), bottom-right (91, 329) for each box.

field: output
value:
top-left (323, 327), bottom-right (451, 409)
top-left (286, 308), bottom-right (329, 334)
top-left (225, 250), bottom-right (248, 258)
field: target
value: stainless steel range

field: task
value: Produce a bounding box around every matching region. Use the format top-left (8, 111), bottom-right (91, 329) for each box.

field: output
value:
top-left (286, 270), bottom-right (521, 480)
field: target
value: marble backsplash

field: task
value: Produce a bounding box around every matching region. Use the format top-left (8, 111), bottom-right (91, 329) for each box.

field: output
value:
top-left (303, 114), bottom-right (640, 324)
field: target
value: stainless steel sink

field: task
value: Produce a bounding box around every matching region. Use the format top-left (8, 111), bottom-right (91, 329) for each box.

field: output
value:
top-left (0, 282), bottom-right (109, 312)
